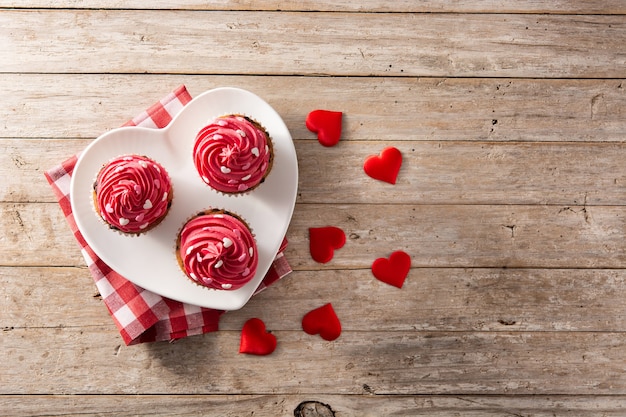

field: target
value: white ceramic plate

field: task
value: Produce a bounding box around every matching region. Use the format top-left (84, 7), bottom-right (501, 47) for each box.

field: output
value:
top-left (70, 87), bottom-right (298, 310)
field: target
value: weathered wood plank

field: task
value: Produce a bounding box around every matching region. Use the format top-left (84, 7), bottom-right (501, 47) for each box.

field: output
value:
top-left (0, 266), bottom-right (104, 329)
top-left (2, 327), bottom-right (626, 395)
top-left (0, 203), bottom-right (84, 266)
top-left (3, 11), bottom-right (626, 77)
top-left (287, 203), bottom-right (626, 270)
top-left (295, 141), bottom-right (626, 206)
top-left (2, 139), bottom-right (89, 203)
top-left (2, 203), bottom-right (623, 269)
top-left (226, 268), bottom-right (626, 333)
top-left (4, 266), bottom-right (626, 333)
top-left (3, 394), bottom-right (626, 417)
top-left (8, 138), bottom-right (625, 206)
top-left (3, 75), bottom-right (625, 142)
top-left (3, 0), bottom-right (626, 14)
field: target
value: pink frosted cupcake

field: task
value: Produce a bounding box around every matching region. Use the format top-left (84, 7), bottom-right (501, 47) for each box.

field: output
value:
top-left (193, 115), bottom-right (273, 194)
top-left (176, 210), bottom-right (258, 290)
top-left (93, 155), bottom-right (172, 234)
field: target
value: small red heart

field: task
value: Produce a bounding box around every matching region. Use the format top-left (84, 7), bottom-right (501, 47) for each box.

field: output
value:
top-left (302, 303), bottom-right (342, 341)
top-left (239, 318), bottom-right (277, 356)
top-left (371, 250), bottom-right (411, 288)
top-left (309, 226), bottom-right (346, 263)
top-left (363, 146), bottom-right (402, 184)
top-left (306, 110), bottom-right (343, 147)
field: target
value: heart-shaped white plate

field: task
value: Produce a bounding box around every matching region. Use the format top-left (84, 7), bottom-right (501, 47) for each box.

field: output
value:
top-left (70, 87), bottom-right (298, 310)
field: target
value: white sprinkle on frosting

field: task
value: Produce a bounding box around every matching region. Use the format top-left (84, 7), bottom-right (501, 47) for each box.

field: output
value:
top-left (222, 237), bottom-right (233, 248)
top-left (119, 218), bottom-right (129, 226)
top-left (241, 174), bottom-right (251, 181)
top-left (214, 260), bottom-right (224, 269)
top-left (249, 247), bottom-right (254, 257)
top-left (251, 147), bottom-right (260, 157)
top-left (221, 283), bottom-right (232, 289)
top-left (143, 199), bottom-right (153, 210)
top-left (220, 166), bottom-right (231, 174)
top-left (139, 161), bottom-right (148, 168)
top-left (236, 129), bottom-right (246, 137)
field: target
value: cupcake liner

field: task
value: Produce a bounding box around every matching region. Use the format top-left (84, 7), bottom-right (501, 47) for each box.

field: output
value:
top-left (193, 113), bottom-right (275, 198)
top-left (174, 208), bottom-right (257, 291)
top-left (92, 154), bottom-right (174, 237)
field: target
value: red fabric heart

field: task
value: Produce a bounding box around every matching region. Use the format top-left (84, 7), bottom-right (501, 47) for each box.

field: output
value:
top-left (363, 146), bottom-right (402, 184)
top-left (305, 109), bottom-right (343, 147)
top-left (239, 318), bottom-right (277, 355)
top-left (302, 303), bottom-right (342, 341)
top-left (309, 226), bottom-right (346, 263)
top-left (371, 250), bottom-right (411, 288)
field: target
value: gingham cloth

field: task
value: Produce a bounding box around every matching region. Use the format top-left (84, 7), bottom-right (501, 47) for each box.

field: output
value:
top-left (44, 85), bottom-right (292, 345)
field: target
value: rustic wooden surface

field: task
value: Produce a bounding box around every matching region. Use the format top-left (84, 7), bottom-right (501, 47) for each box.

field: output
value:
top-left (2, 2), bottom-right (626, 416)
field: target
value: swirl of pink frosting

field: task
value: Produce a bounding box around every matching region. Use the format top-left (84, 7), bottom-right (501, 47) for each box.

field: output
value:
top-left (193, 115), bottom-right (271, 193)
top-left (178, 212), bottom-right (258, 290)
top-left (95, 155), bottom-right (172, 234)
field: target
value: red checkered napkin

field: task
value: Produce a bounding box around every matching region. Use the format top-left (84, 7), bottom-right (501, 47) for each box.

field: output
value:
top-left (44, 85), bottom-right (292, 345)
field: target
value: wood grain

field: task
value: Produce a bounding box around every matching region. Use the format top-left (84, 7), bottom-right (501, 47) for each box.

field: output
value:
top-left (4, 394), bottom-right (626, 417)
top-left (2, 326), bottom-right (626, 395)
top-left (3, 10), bottom-right (626, 77)
top-left (2, 0), bottom-right (626, 14)
top-left (4, 266), bottom-right (626, 333)
top-left (5, 139), bottom-right (626, 205)
top-left (3, 75), bottom-right (625, 141)
top-left (2, 202), bottom-right (624, 269)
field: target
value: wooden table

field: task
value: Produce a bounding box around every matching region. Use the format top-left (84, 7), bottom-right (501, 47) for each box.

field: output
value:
top-left (2, 2), bottom-right (626, 415)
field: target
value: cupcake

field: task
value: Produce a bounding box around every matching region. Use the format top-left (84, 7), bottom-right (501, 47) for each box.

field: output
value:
top-left (93, 155), bottom-right (172, 234)
top-left (192, 115), bottom-right (273, 194)
top-left (176, 210), bottom-right (258, 290)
